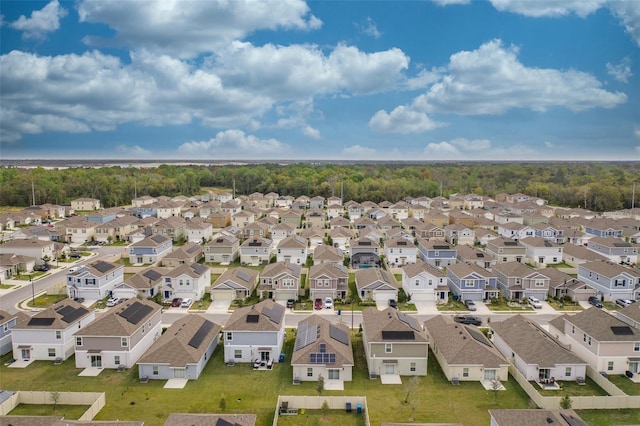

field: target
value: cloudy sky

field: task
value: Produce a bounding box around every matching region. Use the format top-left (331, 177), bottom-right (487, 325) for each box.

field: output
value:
top-left (1, 0), bottom-right (639, 161)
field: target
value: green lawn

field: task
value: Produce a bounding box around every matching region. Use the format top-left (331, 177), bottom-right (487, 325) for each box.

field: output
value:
top-left (534, 377), bottom-right (608, 397)
top-left (578, 409), bottom-right (640, 426)
top-left (608, 375), bottom-right (640, 395)
top-left (546, 299), bottom-right (583, 312)
top-left (25, 294), bottom-right (68, 309)
top-left (8, 403), bottom-right (89, 420)
top-left (277, 409), bottom-right (366, 425)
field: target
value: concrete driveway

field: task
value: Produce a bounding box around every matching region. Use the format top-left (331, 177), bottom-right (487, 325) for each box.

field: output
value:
top-left (207, 299), bottom-right (232, 313)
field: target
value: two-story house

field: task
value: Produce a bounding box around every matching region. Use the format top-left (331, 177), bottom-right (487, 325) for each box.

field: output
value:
top-left (519, 237), bottom-right (563, 266)
top-left (120, 266), bottom-right (171, 300)
top-left (312, 245), bottom-right (344, 265)
top-left (361, 307), bottom-right (429, 378)
top-left (308, 262), bottom-right (349, 301)
top-left (485, 237), bottom-right (526, 264)
top-left (401, 261), bottom-right (448, 302)
top-left (276, 235), bottom-right (308, 265)
top-left (456, 244), bottom-right (496, 269)
top-left (129, 234), bottom-right (173, 265)
top-left (71, 197), bottom-right (101, 211)
top-left (204, 235), bottom-right (240, 264)
top-left (444, 224), bottom-right (475, 246)
top-left (240, 237), bottom-right (273, 266)
top-left (531, 223), bottom-right (565, 243)
top-left (258, 261), bottom-right (302, 301)
top-left (577, 260), bottom-right (640, 301)
top-left (210, 267), bottom-right (259, 302)
top-left (493, 261), bottom-right (550, 301)
top-left (185, 217), bottom-right (213, 243)
top-left (151, 217), bottom-right (186, 242)
top-left (161, 262), bottom-right (210, 302)
top-left (223, 299), bottom-right (286, 364)
top-left (586, 237), bottom-right (638, 265)
top-left (0, 239), bottom-right (55, 266)
top-left (584, 218), bottom-right (623, 238)
top-left (0, 310), bottom-right (29, 355)
top-left (384, 237), bottom-right (417, 267)
top-left (11, 299), bottom-right (95, 362)
top-left (74, 299), bottom-right (162, 369)
top-left (350, 237), bottom-right (381, 268)
top-left (94, 215), bottom-right (139, 243)
top-left (446, 262), bottom-right (499, 302)
top-left (66, 259), bottom-right (124, 300)
top-left (417, 239), bottom-right (457, 268)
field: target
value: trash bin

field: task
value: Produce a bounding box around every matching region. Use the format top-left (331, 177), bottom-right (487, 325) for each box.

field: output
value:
top-left (279, 352), bottom-right (285, 362)
top-left (346, 402), bottom-right (352, 412)
top-left (338, 309), bottom-right (341, 316)
top-left (356, 403), bottom-right (362, 414)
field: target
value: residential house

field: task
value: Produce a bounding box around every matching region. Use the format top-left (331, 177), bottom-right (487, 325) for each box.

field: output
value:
top-left (531, 223), bottom-right (565, 243)
top-left (401, 261), bottom-right (448, 302)
top-left (540, 268), bottom-right (596, 302)
top-left (493, 261), bottom-right (550, 301)
top-left (309, 262), bottom-right (349, 301)
top-left (208, 211), bottom-right (231, 229)
top-left (350, 237), bottom-right (381, 268)
top-left (0, 310), bottom-right (29, 355)
top-left (519, 237), bottom-right (563, 266)
top-left (616, 303), bottom-right (640, 330)
top-left (347, 202), bottom-right (365, 221)
top-left (444, 223), bottom-right (475, 246)
top-left (281, 210), bottom-right (303, 227)
top-left (232, 210), bottom-right (256, 229)
top-left (151, 216), bottom-right (186, 242)
top-left (577, 260), bottom-right (640, 301)
top-left (456, 244), bottom-right (496, 269)
top-left (129, 234), bottom-right (173, 265)
top-left (161, 262), bottom-right (210, 302)
top-left (84, 210), bottom-right (117, 224)
top-left (74, 299), bottom-right (162, 369)
top-left (301, 228), bottom-right (325, 251)
top-left (270, 222), bottom-right (297, 246)
top-left (494, 212), bottom-right (524, 225)
top-left (122, 266), bottom-right (171, 300)
top-left (210, 267), bottom-right (259, 301)
top-left (66, 259), bottom-right (124, 300)
top-left (241, 221), bottom-right (270, 239)
top-left (415, 222), bottom-right (445, 240)
top-left (11, 299), bottom-right (95, 362)
top-left (223, 299), bottom-right (286, 363)
top-left (446, 262), bottom-right (499, 302)
top-left (71, 198), bottom-right (100, 211)
top-left (354, 216), bottom-right (376, 231)
top-left (94, 215), bottom-right (139, 243)
top-left (0, 239), bottom-right (55, 265)
top-left (584, 218), bottom-right (623, 238)
top-left (497, 222), bottom-right (535, 240)
top-left (259, 261), bottom-right (302, 301)
top-left (329, 216), bottom-right (351, 229)
top-left (0, 254), bottom-right (35, 276)
top-left (361, 307), bottom-right (429, 377)
top-left (548, 307), bottom-right (640, 375)
top-left (61, 218), bottom-right (98, 243)
top-left (562, 243), bottom-right (608, 267)
top-left (489, 409), bottom-right (588, 426)
top-left (137, 315), bottom-right (221, 380)
top-left (586, 237), bottom-right (638, 264)
top-left (491, 315), bottom-right (587, 383)
top-left (161, 242), bottom-right (203, 268)
top-left (377, 216), bottom-right (402, 238)
top-left (185, 217), bottom-right (213, 243)
top-left (240, 237), bottom-right (273, 266)
top-left (156, 201), bottom-right (184, 219)
top-left (485, 237), bottom-right (526, 264)
top-left (424, 315), bottom-right (508, 383)
top-left (329, 227), bottom-right (354, 251)
top-left (292, 315), bottom-right (353, 384)
top-left (204, 235), bottom-right (240, 264)
top-left (304, 209), bottom-right (326, 229)
top-left (132, 195), bottom-right (157, 207)
top-left (327, 204), bottom-right (344, 220)
top-left (384, 237), bottom-right (417, 266)
top-left (312, 245), bottom-right (344, 265)
top-left (276, 235), bottom-right (308, 265)
top-left (417, 239), bottom-right (457, 268)
top-left (355, 267), bottom-right (399, 305)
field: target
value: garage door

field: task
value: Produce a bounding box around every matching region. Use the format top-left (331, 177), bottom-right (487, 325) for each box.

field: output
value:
top-left (211, 290), bottom-right (235, 301)
top-left (409, 291), bottom-right (435, 302)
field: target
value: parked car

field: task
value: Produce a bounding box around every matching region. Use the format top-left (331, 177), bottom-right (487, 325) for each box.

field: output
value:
top-left (324, 297), bottom-right (333, 309)
top-left (69, 253), bottom-right (82, 259)
top-left (454, 315), bottom-right (482, 326)
top-left (616, 299), bottom-right (635, 308)
top-left (388, 299), bottom-right (398, 309)
top-left (35, 264), bottom-right (50, 272)
top-left (464, 299), bottom-right (477, 311)
top-left (171, 298), bottom-right (183, 307)
top-left (528, 296), bottom-right (543, 309)
top-left (181, 298), bottom-right (193, 308)
top-left (314, 298), bottom-right (323, 310)
top-left (68, 267), bottom-right (79, 273)
top-left (106, 297), bottom-right (119, 307)
top-left (286, 299), bottom-right (295, 309)
top-left (588, 296), bottom-right (603, 308)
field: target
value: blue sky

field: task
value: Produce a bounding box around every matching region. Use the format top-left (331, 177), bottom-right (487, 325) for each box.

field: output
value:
top-left (1, 0), bottom-right (639, 161)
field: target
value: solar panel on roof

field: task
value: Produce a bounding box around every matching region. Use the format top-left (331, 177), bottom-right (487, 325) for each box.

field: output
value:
top-left (559, 413), bottom-right (588, 426)
top-left (466, 326), bottom-right (492, 347)
top-left (246, 314), bottom-right (259, 323)
top-left (92, 261), bottom-right (115, 274)
top-left (397, 241), bottom-right (407, 246)
top-left (61, 307), bottom-right (89, 323)
top-left (28, 317), bottom-right (55, 326)
top-left (477, 253), bottom-right (484, 258)
top-left (186, 244), bottom-right (200, 253)
top-left (611, 326), bottom-right (634, 335)
top-left (381, 330), bottom-right (415, 340)
top-left (215, 419), bottom-right (236, 426)
top-left (216, 238), bottom-right (224, 243)
top-left (55, 305), bottom-right (75, 316)
top-left (248, 241), bottom-right (262, 246)
top-left (188, 320), bottom-right (214, 349)
top-left (397, 312), bottom-right (422, 332)
top-left (236, 270), bottom-right (252, 282)
top-left (433, 245), bottom-right (449, 249)
top-left (143, 269), bottom-right (162, 281)
top-left (503, 241), bottom-right (518, 246)
top-left (151, 235), bottom-right (166, 243)
top-left (263, 303), bottom-right (284, 323)
top-left (294, 323), bottom-right (319, 351)
top-left (329, 325), bottom-right (350, 345)
top-left (119, 302), bottom-right (153, 324)
top-left (310, 352), bottom-right (336, 364)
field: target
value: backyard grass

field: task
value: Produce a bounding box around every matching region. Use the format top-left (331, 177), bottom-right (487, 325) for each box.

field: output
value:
top-left (14, 272), bottom-right (47, 281)
top-left (0, 331), bottom-right (533, 426)
top-left (534, 377), bottom-right (608, 397)
top-left (578, 409), bottom-right (640, 426)
top-left (8, 403), bottom-right (89, 419)
top-left (276, 409), bottom-right (367, 425)
top-left (608, 374), bottom-right (640, 395)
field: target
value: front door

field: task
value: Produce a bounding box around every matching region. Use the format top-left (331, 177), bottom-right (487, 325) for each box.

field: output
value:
top-left (328, 369), bottom-right (340, 380)
top-left (384, 364), bottom-right (395, 375)
top-left (90, 355), bottom-right (102, 368)
top-left (21, 348), bottom-right (30, 360)
top-left (630, 362), bottom-right (639, 374)
top-left (484, 369), bottom-right (496, 381)
top-left (260, 351), bottom-right (270, 361)
top-left (164, 290), bottom-right (171, 299)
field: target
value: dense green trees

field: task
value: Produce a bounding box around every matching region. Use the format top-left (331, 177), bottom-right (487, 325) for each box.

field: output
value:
top-left (0, 162), bottom-right (638, 212)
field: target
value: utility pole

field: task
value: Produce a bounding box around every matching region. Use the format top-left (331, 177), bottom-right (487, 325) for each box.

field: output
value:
top-left (31, 181), bottom-right (36, 206)
top-left (633, 182), bottom-right (636, 209)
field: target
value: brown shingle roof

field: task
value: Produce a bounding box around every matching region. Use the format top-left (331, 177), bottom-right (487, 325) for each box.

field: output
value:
top-left (291, 315), bottom-right (353, 368)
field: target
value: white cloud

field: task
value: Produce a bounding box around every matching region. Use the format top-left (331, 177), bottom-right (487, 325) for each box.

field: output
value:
top-left (489, 0), bottom-right (606, 17)
top-left (357, 17), bottom-right (381, 39)
top-left (432, 0), bottom-right (471, 5)
top-left (10, 0), bottom-right (67, 40)
top-left (405, 68), bottom-right (443, 90)
top-left (449, 138), bottom-right (491, 151)
top-left (302, 125), bottom-right (321, 139)
top-left (609, 1), bottom-right (640, 46)
top-left (424, 142), bottom-right (459, 156)
top-left (116, 144), bottom-right (152, 158)
top-left (413, 39), bottom-right (626, 115)
top-left (369, 106), bottom-right (443, 134)
top-left (607, 58), bottom-right (632, 83)
top-left (177, 129), bottom-right (289, 158)
top-left (342, 145), bottom-right (377, 159)
top-left (78, 0), bottom-right (322, 58)
top-left (544, 141), bottom-right (555, 148)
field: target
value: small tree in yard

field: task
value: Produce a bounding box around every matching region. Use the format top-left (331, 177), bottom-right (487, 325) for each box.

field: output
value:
top-left (219, 394), bottom-right (227, 411)
top-left (560, 395), bottom-right (572, 409)
top-left (490, 380), bottom-right (502, 403)
top-left (316, 375), bottom-right (325, 395)
top-left (50, 391), bottom-right (60, 412)
top-left (404, 375), bottom-right (421, 404)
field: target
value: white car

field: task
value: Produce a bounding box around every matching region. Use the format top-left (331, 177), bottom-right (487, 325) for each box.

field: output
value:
top-left (106, 297), bottom-right (119, 307)
top-left (528, 296), bottom-right (543, 309)
top-left (324, 297), bottom-right (333, 309)
top-left (181, 298), bottom-right (193, 308)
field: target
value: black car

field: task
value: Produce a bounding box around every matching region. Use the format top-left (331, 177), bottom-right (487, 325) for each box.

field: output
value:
top-left (588, 296), bottom-right (603, 308)
top-left (286, 299), bottom-right (295, 309)
top-left (453, 315), bottom-right (482, 326)
top-left (388, 299), bottom-right (398, 309)
top-left (69, 253), bottom-right (82, 259)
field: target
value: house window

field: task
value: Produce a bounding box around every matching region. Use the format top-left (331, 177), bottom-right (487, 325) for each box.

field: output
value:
top-left (434, 251), bottom-right (439, 256)
top-left (76, 337), bottom-right (82, 346)
top-left (385, 343), bottom-right (392, 353)
top-left (634, 342), bottom-right (640, 352)
top-left (462, 368), bottom-right (469, 377)
top-left (410, 362), bottom-right (416, 372)
top-left (114, 356), bottom-right (120, 365)
top-left (307, 367), bottom-right (313, 377)
top-left (55, 330), bottom-right (61, 340)
top-left (535, 281), bottom-right (545, 287)
top-left (226, 332), bottom-right (233, 341)
top-left (572, 326), bottom-right (575, 334)
top-left (48, 348), bottom-right (56, 357)
top-left (583, 333), bottom-right (587, 342)
top-left (607, 361), bottom-right (614, 371)
top-left (538, 257), bottom-right (544, 264)
top-left (121, 337), bottom-right (127, 347)
top-left (234, 350), bottom-right (242, 359)
top-left (465, 280), bottom-right (474, 288)
top-left (153, 366), bottom-right (159, 376)
top-left (86, 278), bottom-right (96, 286)
top-left (614, 279), bottom-right (625, 287)
top-left (565, 367), bottom-right (572, 377)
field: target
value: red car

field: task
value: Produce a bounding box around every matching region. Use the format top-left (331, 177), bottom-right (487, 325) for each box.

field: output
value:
top-left (171, 298), bottom-right (183, 307)
top-left (314, 298), bottom-right (323, 310)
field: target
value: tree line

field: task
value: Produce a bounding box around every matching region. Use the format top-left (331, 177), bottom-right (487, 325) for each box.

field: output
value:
top-left (1, 162), bottom-right (638, 212)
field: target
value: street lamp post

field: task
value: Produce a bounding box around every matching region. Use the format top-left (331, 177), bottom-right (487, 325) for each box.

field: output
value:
top-left (351, 298), bottom-right (354, 330)
top-left (30, 277), bottom-right (35, 307)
